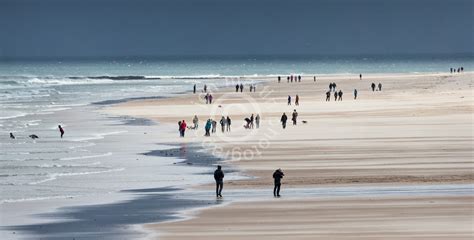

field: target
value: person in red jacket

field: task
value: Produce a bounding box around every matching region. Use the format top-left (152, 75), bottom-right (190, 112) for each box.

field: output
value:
top-left (179, 120), bottom-right (187, 137)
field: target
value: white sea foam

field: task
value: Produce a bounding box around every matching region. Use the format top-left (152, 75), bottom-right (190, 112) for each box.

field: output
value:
top-left (28, 168), bottom-right (125, 185)
top-left (60, 152), bottom-right (112, 161)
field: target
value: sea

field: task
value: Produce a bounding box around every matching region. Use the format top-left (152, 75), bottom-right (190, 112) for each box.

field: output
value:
top-left (0, 54), bottom-right (473, 238)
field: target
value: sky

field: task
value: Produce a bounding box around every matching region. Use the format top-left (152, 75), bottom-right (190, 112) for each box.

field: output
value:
top-left (0, 0), bottom-right (472, 59)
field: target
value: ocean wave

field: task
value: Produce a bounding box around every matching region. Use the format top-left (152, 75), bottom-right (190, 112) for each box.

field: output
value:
top-left (27, 167), bottom-right (125, 185)
top-left (60, 152), bottom-right (112, 161)
top-left (0, 195), bottom-right (78, 204)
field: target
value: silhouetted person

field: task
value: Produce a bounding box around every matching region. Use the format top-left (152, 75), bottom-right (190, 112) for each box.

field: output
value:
top-left (333, 83), bottom-right (337, 91)
top-left (450, 68), bottom-right (453, 73)
top-left (287, 76), bottom-right (290, 83)
top-left (214, 165), bottom-right (224, 198)
top-left (359, 74), bottom-right (362, 80)
top-left (298, 75), bottom-right (301, 82)
top-left (240, 84), bottom-right (243, 92)
top-left (204, 84), bottom-right (207, 93)
top-left (314, 76), bottom-right (316, 82)
top-left (326, 91), bottom-right (331, 101)
top-left (287, 95), bottom-right (291, 105)
top-left (58, 125), bottom-right (64, 138)
top-left (235, 84), bottom-right (239, 92)
top-left (209, 94), bottom-right (213, 104)
top-left (226, 116), bottom-right (231, 132)
top-left (255, 114), bottom-right (260, 128)
top-left (10, 133), bottom-right (15, 139)
top-left (292, 109), bottom-right (298, 125)
top-left (371, 83), bottom-right (376, 91)
top-left (461, 67), bottom-right (464, 72)
top-left (290, 75), bottom-right (293, 82)
top-left (193, 84), bottom-right (196, 94)
top-left (295, 95), bottom-right (299, 106)
top-left (378, 83), bottom-right (382, 91)
top-left (220, 116), bottom-right (226, 132)
top-left (334, 91), bottom-right (338, 101)
top-left (278, 76), bottom-right (281, 83)
top-left (338, 90), bottom-right (343, 101)
top-left (250, 114), bottom-right (254, 129)
top-left (273, 168), bottom-right (284, 197)
top-left (354, 89), bottom-right (358, 99)
top-left (281, 113), bottom-right (288, 129)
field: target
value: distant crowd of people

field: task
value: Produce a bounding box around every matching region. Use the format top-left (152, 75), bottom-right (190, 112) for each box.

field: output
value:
top-left (178, 115), bottom-right (232, 137)
top-left (450, 67), bottom-right (464, 73)
top-left (287, 95), bottom-right (300, 105)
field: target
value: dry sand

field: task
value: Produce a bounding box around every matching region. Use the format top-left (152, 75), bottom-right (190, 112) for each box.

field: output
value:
top-left (105, 72), bottom-right (474, 239)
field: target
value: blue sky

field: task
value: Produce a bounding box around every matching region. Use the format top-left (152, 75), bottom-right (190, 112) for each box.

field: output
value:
top-left (0, 0), bottom-right (472, 58)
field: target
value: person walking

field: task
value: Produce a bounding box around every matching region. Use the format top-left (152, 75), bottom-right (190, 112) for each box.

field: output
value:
top-left (371, 83), bottom-right (376, 92)
top-left (326, 91), bottom-right (331, 101)
top-left (255, 114), bottom-right (260, 129)
top-left (58, 125), bottom-right (65, 138)
top-left (338, 90), bottom-right (343, 101)
top-left (214, 165), bottom-right (224, 198)
top-left (204, 84), bottom-right (207, 93)
top-left (179, 120), bottom-right (187, 137)
top-left (287, 95), bottom-right (292, 105)
top-left (235, 84), bottom-right (239, 92)
top-left (292, 109), bottom-right (298, 125)
top-left (354, 89), bottom-right (358, 100)
top-left (273, 168), bottom-right (284, 197)
top-left (359, 74), bottom-right (362, 80)
top-left (226, 116), bottom-right (231, 132)
top-left (334, 91), bottom-right (338, 101)
top-left (250, 114), bottom-right (254, 129)
top-left (205, 119), bottom-right (212, 136)
top-left (209, 94), bottom-right (213, 104)
top-left (378, 83), bottom-right (382, 91)
top-left (193, 84), bottom-right (196, 94)
top-left (219, 116), bottom-right (226, 133)
top-left (295, 95), bottom-right (299, 106)
top-left (193, 115), bottom-right (199, 129)
top-left (280, 113), bottom-right (288, 129)
top-left (211, 120), bottom-right (217, 133)
top-left (240, 84), bottom-right (243, 92)
top-left (278, 76), bottom-right (281, 83)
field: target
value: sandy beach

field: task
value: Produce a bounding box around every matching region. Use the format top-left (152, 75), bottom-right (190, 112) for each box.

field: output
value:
top-left (104, 72), bottom-right (474, 239)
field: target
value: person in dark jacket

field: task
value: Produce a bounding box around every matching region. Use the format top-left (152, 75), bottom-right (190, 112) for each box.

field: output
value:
top-left (214, 165), bottom-right (224, 198)
top-left (280, 113), bottom-right (288, 129)
top-left (58, 125), bottom-right (65, 138)
top-left (273, 168), bottom-right (284, 197)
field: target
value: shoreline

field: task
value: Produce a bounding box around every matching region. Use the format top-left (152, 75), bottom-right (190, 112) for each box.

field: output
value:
top-left (104, 71), bottom-right (473, 239)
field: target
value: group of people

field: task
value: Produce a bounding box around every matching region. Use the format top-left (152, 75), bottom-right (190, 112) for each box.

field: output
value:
top-left (280, 109), bottom-right (298, 128)
top-left (204, 93), bottom-right (214, 104)
top-left (244, 114), bottom-right (260, 129)
top-left (287, 95), bottom-right (300, 105)
top-left (276, 75), bottom-right (304, 83)
top-left (214, 165), bottom-right (284, 198)
top-left (450, 67), bottom-right (464, 73)
top-left (371, 82), bottom-right (382, 92)
top-left (9, 125), bottom-right (65, 140)
top-left (193, 84), bottom-right (208, 94)
top-left (203, 116), bottom-right (232, 136)
top-left (326, 90), bottom-right (344, 101)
